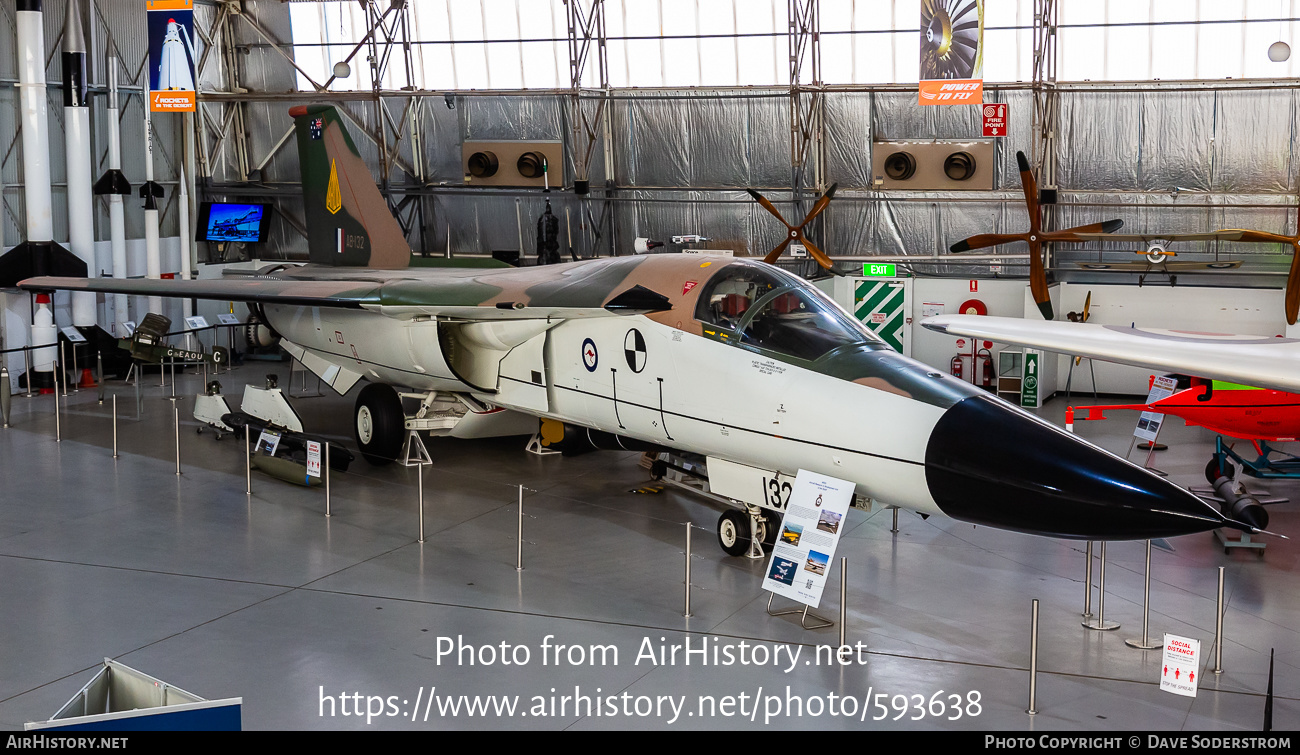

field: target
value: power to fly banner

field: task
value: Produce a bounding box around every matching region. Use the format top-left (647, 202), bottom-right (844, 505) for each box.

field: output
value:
top-left (146, 0), bottom-right (196, 111)
top-left (919, 0), bottom-right (984, 105)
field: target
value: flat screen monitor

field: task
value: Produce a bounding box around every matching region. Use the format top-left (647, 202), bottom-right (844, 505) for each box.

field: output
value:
top-left (196, 202), bottom-right (272, 243)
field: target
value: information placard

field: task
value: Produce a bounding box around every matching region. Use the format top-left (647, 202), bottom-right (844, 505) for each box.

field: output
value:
top-left (306, 440), bottom-right (322, 478)
top-left (761, 470), bottom-right (855, 608)
top-left (60, 327), bottom-right (86, 343)
top-left (1135, 375), bottom-right (1179, 442)
top-left (184, 315), bottom-right (210, 330)
top-left (217, 314), bottom-right (241, 326)
top-left (121, 321), bottom-right (137, 337)
top-left (257, 429), bottom-right (281, 457)
top-left (1160, 634), bottom-right (1201, 697)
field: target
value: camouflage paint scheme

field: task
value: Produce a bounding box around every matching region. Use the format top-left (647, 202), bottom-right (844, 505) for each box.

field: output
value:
top-left (19, 105), bottom-right (1245, 541)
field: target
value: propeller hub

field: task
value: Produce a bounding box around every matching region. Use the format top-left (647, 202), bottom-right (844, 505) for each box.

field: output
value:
top-left (789, 230), bottom-right (799, 239)
top-left (1029, 235), bottom-right (1037, 242)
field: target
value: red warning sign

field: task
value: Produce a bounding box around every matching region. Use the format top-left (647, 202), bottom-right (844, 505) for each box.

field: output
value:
top-left (982, 103), bottom-right (1008, 137)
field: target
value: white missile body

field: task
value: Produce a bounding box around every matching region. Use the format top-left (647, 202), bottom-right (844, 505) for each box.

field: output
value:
top-left (94, 59), bottom-right (131, 334)
top-left (62, 0), bottom-right (95, 327)
top-left (17, 0), bottom-right (55, 387)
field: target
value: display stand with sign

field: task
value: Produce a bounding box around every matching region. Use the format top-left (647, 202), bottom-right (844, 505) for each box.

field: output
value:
top-left (761, 470), bottom-right (855, 630)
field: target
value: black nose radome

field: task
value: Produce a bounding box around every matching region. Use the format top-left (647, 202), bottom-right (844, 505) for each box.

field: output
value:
top-left (925, 395), bottom-right (1232, 540)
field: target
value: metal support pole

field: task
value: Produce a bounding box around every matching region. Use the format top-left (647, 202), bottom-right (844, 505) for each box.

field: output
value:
top-left (838, 557), bottom-right (848, 649)
top-left (244, 423), bottom-right (252, 495)
top-left (1027, 598), bottom-right (1039, 715)
top-left (417, 464), bottom-right (426, 543)
top-left (1214, 566), bottom-right (1225, 674)
top-left (1126, 540), bottom-right (1161, 650)
top-left (170, 357), bottom-right (176, 400)
top-left (1083, 541), bottom-right (1094, 618)
top-left (684, 522), bottom-right (692, 618)
top-left (53, 363), bottom-right (60, 442)
top-left (72, 343), bottom-right (78, 392)
top-left (890, 507), bottom-right (899, 533)
top-left (173, 404), bottom-right (181, 475)
top-left (112, 394), bottom-right (118, 459)
top-left (160, 356), bottom-right (166, 387)
top-left (97, 351), bottom-right (104, 404)
top-left (24, 348), bottom-right (32, 398)
top-left (324, 440), bottom-right (331, 517)
top-left (1083, 542), bottom-right (1120, 630)
top-left (516, 484), bottom-right (524, 571)
top-left (60, 342), bottom-right (68, 396)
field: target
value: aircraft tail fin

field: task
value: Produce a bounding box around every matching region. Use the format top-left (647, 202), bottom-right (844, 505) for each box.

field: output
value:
top-left (289, 105), bottom-right (410, 269)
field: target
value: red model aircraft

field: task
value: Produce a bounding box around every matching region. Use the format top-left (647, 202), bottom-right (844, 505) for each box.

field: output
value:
top-left (1071, 377), bottom-right (1300, 443)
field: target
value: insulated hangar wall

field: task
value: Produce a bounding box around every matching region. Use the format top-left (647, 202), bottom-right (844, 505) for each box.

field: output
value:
top-left (2, 2), bottom-right (1298, 289)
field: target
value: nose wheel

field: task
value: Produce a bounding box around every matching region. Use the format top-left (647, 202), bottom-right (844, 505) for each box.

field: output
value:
top-left (717, 508), bottom-right (772, 558)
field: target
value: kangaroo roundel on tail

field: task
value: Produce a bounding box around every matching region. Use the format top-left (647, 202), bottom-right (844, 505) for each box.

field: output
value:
top-left (290, 104), bottom-right (410, 269)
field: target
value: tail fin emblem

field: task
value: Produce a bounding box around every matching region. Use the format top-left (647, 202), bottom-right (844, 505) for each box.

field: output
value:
top-left (326, 159), bottom-right (342, 215)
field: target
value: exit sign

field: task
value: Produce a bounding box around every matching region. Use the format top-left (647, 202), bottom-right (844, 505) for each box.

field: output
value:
top-left (863, 263), bottom-right (897, 277)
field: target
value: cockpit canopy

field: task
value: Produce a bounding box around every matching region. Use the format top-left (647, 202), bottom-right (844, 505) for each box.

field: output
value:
top-left (694, 261), bottom-right (887, 361)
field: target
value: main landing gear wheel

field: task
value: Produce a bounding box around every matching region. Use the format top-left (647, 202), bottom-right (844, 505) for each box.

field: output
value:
top-left (355, 383), bottom-right (404, 466)
top-left (761, 509), bottom-right (781, 546)
top-left (717, 509), bottom-right (752, 557)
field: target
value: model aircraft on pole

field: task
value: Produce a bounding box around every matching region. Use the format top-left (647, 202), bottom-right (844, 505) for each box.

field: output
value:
top-left (19, 105), bottom-right (1259, 543)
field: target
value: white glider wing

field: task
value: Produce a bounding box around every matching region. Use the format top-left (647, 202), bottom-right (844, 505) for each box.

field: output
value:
top-left (922, 314), bottom-right (1300, 394)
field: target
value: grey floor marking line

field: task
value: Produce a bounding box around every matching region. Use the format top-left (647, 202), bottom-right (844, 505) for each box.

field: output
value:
top-left (0, 584), bottom-right (298, 707)
top-left (0, 552), bottom-right (302, 590)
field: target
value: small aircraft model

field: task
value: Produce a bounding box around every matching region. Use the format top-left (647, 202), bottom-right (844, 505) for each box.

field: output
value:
top-left (20, 105), bottom-right (1257, 543)
top-left (1070, 236), bottom-right (1244, 286)
top-left (948, 151), bottom-right (1124, 320)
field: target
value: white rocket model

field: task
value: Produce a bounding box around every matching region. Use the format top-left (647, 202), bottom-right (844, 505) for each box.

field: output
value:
top-left (93, 55), bottom-right (131, 333)
top-left (157, 17), bottom-right (196, 91)
top-left (142, 104), bottom-right (164, 316)
top-left (62, 0), bottom-right (95, 328)
top-left (0, 0), bottom-right (85, 391)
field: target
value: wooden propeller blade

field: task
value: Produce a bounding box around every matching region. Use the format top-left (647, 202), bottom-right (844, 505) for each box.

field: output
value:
top-left (800, 235), bottom-right (839, 272)
top-left (1054, 219), bottom-right (1125, 238)
top-left (1017, 151), bottom-right (1040, 234)
top-left (1228, 229), bottom-right (1294, 245)
top-left (763, 238), bottom-right (792, 265)
top-left (797, 183), bottom-right (839, 230)
top-left (747, 189), bottom-right (793, 229)
top-left (1028, 238), bottom-right (1053, 320)
top-left (1082, 291), bottom-right (1091, 322)
top-left (1288, 240), bottom-right (1300, 326)
top-left (950, 233), bottom-right (1025, 253)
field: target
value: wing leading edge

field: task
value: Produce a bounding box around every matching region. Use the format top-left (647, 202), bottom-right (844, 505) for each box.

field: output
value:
top-left (922, 314), bottom-right (1300, 394)
top-left (18, 276), bottom-right (671, 320)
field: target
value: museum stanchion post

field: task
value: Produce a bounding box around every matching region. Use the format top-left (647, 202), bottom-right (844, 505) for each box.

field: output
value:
top-left (1125, 540), bottom-right (1161, 650)
top-left (1082, 542), bottom-right (1119, 631)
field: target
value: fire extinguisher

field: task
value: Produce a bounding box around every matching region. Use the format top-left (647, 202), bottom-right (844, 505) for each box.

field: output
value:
top-left (950, 355), bottom-right (964, 381)
top-left (978, 348), bottom-right (995, 388)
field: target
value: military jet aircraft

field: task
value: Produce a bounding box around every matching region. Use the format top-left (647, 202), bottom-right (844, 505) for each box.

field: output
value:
top-left (19, 105), bottom-right (1256, 542)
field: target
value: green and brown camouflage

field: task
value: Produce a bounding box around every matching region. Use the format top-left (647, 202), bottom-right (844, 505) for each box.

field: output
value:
top-left (290, 104), bottom-right (411, 269)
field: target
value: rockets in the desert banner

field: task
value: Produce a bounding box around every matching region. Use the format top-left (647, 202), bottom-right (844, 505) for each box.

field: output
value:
top-left (147, 0), bottom-right (196, 112)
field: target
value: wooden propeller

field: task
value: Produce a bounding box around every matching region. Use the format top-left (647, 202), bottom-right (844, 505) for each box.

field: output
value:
top-left (748, 184), bottom-right (841, 273)
top-left (950, 152), bottom-right (1123, 320)
top-left (1215, 209), bottom-right (1300, 325)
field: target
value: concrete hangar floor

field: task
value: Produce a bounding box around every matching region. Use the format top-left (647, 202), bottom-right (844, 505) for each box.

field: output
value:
top-left (0, 364), bottom-right (1295, 732)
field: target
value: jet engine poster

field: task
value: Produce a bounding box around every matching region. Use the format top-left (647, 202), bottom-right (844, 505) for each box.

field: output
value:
top-left (147, 0), bottom-right (196, 112)
top-left (918, 0), bottom-right (983, 105)
top-left (761, 470), bottom-right (854, 608)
